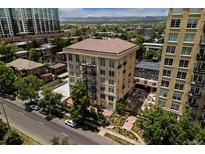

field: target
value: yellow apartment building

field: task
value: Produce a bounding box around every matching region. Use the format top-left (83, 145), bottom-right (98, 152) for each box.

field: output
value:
top-left (156, 8), bottom-right (205, 127)
top-left (63, 38), bottom-right (138, 111)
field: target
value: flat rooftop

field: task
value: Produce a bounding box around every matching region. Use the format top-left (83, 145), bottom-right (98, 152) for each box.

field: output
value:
top-left (49, 63), bottom-right (66, 69)
top-left (53, 83), bottom-right (70, 101)
top-left (65, 38), bottom-right (137, 54)
top-left (136, 61), bottom-right (160, 71)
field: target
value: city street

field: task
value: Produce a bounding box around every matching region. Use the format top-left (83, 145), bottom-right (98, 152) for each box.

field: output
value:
top-left (0, 97), bottom-right (117, 145)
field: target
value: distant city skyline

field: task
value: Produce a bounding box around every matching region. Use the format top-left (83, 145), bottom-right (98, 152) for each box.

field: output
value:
top-left (59, 8), bottom-right (168, 18)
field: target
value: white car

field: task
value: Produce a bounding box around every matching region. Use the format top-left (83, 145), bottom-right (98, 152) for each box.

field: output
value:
top-left (30, 105), bottom-right (40, 111)
top-left (65, 120), bottom-right (77, 128)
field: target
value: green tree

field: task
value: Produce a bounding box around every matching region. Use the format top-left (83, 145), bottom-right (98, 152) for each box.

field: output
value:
top-left (70, 80), bottom-right (90, 123)
top-left (28, 48), bottom-right (39, 61)
top-left (0, 41), bottom-right (16, 62)
top-left (26, 37), bottom-right (40, 50)
top-left (0, 61), bottom-right (16, 95)
top-left (38, 85), bottom-right (68, 116)
top-left (15, 75), bottom-right (44, 102)
top-left (0, 119), bottom-right (9, 140)
top-left (2, 129), bottom-right (23, 145)
top-left (138, 106), bottom-right (196, 145)
top-left (49, 136), bottom-right (73, 145)
top-left (51, 37), bottom-right (72, 54)
top-left (116, 101), bottom-right (129, 115)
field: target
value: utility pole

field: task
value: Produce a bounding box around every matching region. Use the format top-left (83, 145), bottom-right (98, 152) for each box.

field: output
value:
top-left (1, 101), bottom-right (10, 129)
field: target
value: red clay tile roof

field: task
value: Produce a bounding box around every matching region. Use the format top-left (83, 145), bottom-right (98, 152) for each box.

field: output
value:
top-left (65, 38), bottom-right (137, 54)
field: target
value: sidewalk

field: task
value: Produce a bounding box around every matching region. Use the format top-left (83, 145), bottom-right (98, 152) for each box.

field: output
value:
top-left (98, 127), bottom-right (142, 145)
top-left (122, 116), bottom-right (137, 131)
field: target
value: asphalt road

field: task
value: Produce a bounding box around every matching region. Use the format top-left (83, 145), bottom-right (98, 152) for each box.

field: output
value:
top-left (0, 97), bottom-right (117, 145)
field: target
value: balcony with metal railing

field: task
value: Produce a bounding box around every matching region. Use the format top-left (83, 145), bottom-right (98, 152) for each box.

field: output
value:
top-left (188, 90), bottom-right (201, 97)
top-left (200, 35), bottom-right (205, 46)
top-left (191, 78), bottom-right (205, 87)
top-left (196, 53), bottom-right (205, 61)
top-left (194, 65), bottom-right (205, 73)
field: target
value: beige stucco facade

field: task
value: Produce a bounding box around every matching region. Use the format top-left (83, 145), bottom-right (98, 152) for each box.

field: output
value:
top-left (64, 44), bottom-right (138, 111)
top-left (156, 8), bottom-right (205, 127)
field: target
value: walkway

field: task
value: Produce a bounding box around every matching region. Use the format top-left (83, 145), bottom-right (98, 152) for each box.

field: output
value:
top-left (122, 116), bottom-right (137, 131)
top-left (98, 127), bottom-right (142, 145)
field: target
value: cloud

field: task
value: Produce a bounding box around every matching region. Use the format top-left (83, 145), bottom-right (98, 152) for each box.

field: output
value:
top-left (59, 8), bottom-right (168, 18)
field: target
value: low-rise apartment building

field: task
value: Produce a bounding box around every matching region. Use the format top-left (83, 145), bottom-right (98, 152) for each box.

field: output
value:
top-left (63, 38), bottom-right (138, 110)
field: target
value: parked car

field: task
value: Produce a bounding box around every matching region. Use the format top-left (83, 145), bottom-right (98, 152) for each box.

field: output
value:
top-left (30, 105), bottom-right (40, 111)
top-left (39, 109), bottom-right (49, 115)
top-left (65, 119), bottom-right (77, 128)
top-left (25, 106), bottom-right (33, 112)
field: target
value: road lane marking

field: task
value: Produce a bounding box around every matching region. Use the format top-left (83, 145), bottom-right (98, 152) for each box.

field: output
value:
top-left (60, 132), bottom-right (69, 137)
top-left (38, 121), bottom-right (45, 125)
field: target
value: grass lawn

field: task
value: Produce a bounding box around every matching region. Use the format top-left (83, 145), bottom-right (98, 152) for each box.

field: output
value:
top-left (109, 112), bottom-right (126, 127)
top-left (104, 133), bottom-right (133, 145)
top-left (12, 126), bottom-right (40, 145)
top-left (111, 127), bottom-right (138, 141)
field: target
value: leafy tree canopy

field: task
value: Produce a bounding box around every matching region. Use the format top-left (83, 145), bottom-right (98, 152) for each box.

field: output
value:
top-left (0, 61), bottom-right (16, 94)
top-left (15, 75), bottom-right (44, 102)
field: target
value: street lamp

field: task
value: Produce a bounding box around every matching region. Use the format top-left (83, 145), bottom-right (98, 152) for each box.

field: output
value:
top-left (1, 101), bottom-right (10, 129)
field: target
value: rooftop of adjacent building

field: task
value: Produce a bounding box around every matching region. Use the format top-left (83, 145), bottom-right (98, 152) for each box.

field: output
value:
top-left (64, 38), bottom-right (137, 54)
top-left (7, 58), bottom-right (44, 70)
top-left (136, 61), bottom-right (160, 71)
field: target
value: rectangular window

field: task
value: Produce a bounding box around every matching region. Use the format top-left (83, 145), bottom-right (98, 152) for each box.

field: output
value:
top-left (108, 96), bottom-right (114, 101)
top-left (179, 60), bottom-right (189, 68)
top-left (69, 77), bottom-right (74, 83)
top-left (91, 58), bottom-right (96, 65)
top-left (75, 55), bottom-right (79, 62)
top-left (100, 93), bottom-right (105, 99)
top-left (168, 33), bottom-right (178, 41)
top-left (177, 71), bottom-right (187, 79)
top-left (160, 89), bottom-right (168, 97)
top-left (81, 57), bottom-right (86, 63)
top-left (100, 69), bottom-right (105, 75)
top-left (100, 85), bottom-right (105, 91)
top-left (100, 59), bottom-right (105, 66)
top-left (187, 19), bottom-right (198, 28)
top-left (166, 46), bottom-right (176, 54)
top-left (158, 100), bottom-right (166, 108)
top-left (173, 92), bottom-right (182, 101)
top-left (162, 70), bottom-right (171, 77)
top-left (68, 54), bottom-right (72, 61)
top-left (199, 48), bottom-right (205, 56)
top-left (69, 64), bottom-right (73, 69)
top-left (170, 19), bottom-right (180, 28)
top-left (181, 47), bottom-right (192, 55)
top-left (175, 83), bottom-right (184, 90)
top-left (100, 78), bottom-right (105, 83)
top-left (109, 71), bottom-right (115, 77)
top-left (161, 80), bottom-right (169, 87)
top-left (164, 58), bottom-right (173, 66)
top-left (184, 33), bottom-right (195, 42)
top-left (76, 65), bottom-right (80, 70)
top-left (109, 60), bottom-right (115, 68)
top-left (109, 86), bottom-right (115, 93)
top-left (172, 8), bottom-right (183, 14)
top-left (188, 97), bottom-right (198, 106)
top-left (109, 79), bottom-right (114, 85)
top-left (189, 8), bottom-right (201, 13)
top-left (70, 71), bottom-right (74, 76)
top-left (171, 102), bottom-right (180, 111)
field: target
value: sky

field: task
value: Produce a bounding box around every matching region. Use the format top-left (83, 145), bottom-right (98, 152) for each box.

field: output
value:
top-left (59, 8), bottom-right (168, 18)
